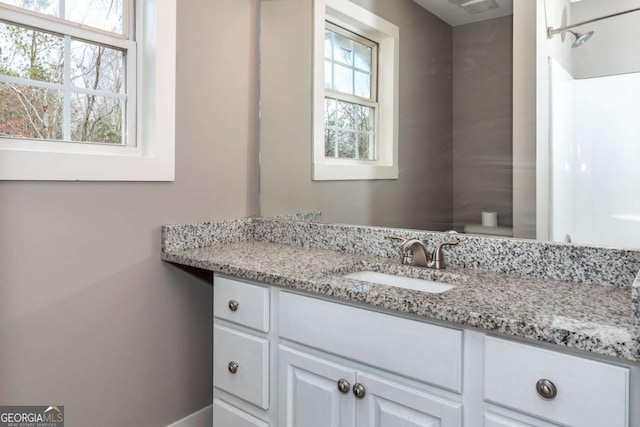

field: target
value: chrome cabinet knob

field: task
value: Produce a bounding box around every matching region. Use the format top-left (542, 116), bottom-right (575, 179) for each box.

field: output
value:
top-left (352, 383), bottom-right (366, 399)
top-left (536, 379), bottom-right (557, 399)
top-left (228, 300), bottom-right (239, 311)
top-left (228, 361), bottom-right (239, 374)
top-left (337, 379), bottom-right (350, 394)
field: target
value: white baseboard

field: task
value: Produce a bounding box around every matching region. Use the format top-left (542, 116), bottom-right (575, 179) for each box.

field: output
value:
top-left (166, 404), bottom-right (213, 427)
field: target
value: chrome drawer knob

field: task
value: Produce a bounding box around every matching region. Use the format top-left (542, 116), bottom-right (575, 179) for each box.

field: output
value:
top-left (536, 379), bottom-right (557, 399)
top-left (337, 379), bottom-right (350, 394)
top-left (228, 361), bottom-right (239, 374)
top-left (352, 383), bottom-right (366, 399)
top-left (228, 300), bottom-right (239, 311)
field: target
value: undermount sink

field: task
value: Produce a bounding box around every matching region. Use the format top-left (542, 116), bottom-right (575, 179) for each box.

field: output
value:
top-left (342, 271), bottom-right (455, 293)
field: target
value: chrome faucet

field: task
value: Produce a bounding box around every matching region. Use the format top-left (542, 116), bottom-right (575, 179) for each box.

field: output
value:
top-left (390, 236), bottom-right (459, 269)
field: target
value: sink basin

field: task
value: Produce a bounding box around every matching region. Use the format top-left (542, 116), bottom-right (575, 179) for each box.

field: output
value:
top-left (342, 271), bottom-right (455, 293)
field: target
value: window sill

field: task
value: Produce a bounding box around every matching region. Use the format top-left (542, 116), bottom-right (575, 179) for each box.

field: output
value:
top-left (313, 163), bottom-right (398, 181)
top-left (0, 149), bottom-right (174, 181)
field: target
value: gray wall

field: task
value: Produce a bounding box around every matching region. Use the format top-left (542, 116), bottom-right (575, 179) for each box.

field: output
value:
top-left (260, 0), bottom-right (454, 231)
top-left (0, 1), bottom-right (259, 426)
top-left (452, 16), bottom-right (513, 230)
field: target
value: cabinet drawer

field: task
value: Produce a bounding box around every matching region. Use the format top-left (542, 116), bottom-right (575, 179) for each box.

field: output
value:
top-left (214, 276), bottom-right (270, 332)
top-left (279, 291), bottom-right (463, 392)
top-left (213, 399), bottom-right (269, 427)
top-left (214, 325), bottom-right (269, 409)
top-left (484, 336), bottom-right (629, 427)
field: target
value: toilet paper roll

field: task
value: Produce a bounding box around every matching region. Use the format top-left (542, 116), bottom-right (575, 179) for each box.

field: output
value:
top-left (482, 211), bottom-right (498, 227)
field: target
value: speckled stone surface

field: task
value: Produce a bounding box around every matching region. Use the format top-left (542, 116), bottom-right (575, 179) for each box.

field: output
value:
top-left (252, 218), bottom-right (640, 289)
top-left (162, 240), bottom-right (639, 361)
top-left (268, 211), bottom-right (322, 222)
top-left (161, 219), bottom-right (252, 253)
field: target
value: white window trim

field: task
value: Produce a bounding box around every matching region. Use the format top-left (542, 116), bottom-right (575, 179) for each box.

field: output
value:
top-left (313, 0), bottom-right (399, 181)
top-left (0, 0), bottom-right (176, 181)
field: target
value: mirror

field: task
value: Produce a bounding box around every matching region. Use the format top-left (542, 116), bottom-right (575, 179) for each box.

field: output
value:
top-left (259, 0), bottom-right (640, 250)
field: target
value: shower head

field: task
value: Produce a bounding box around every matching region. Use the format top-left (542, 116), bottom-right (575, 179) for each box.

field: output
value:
top-left (565, 30), bottom-right (594, 48)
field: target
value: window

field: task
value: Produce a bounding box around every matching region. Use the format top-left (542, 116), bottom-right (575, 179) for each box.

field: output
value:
top-left (324, 23), bottom-right (377, 161)
top-left (0, 0), bottom-right (134, 145)
top-left (313, 0), bottom-right (399, 181)
top-left (0, 0), bottom-right (176, 181)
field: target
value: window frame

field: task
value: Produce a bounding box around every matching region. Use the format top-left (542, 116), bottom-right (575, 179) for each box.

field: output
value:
top-left (0, 0), bottom-right (176, 181)
top-left (313, 0), bottom-right (399, 181)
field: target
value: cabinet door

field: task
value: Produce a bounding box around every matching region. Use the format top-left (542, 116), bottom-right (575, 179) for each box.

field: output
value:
top-left (355, 372), bottom-right (462, 427)
top-left (279, 346), bottom-right (355, 427)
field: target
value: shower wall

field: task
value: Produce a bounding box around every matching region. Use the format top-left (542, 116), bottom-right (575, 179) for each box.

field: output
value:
top-left (572, 0), bottom-right (640, 78)
top-left (546, 0), bottom-right (640, 249)
top-left (550, 61), bottom-right (640, 249)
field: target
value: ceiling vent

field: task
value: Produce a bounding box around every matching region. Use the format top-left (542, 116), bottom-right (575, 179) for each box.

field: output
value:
top-left (448, 0), bottom-right (499, 14)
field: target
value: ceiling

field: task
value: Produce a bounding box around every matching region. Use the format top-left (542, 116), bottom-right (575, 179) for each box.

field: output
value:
top-left (413, 0), bottom-right (514, 26)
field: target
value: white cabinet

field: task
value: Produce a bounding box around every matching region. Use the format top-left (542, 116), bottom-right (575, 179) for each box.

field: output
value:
top-left (213, 325), bottom-right (270, 409)
top-left (213, 276), bottom-right (272, 426)
top-left (212, 274), bottom-right (636, 427)
top-left (279, 291), bottom-right (463, 392)
top-left (484, 337), bottom-right (629, 427)
top-left (279, 346), bottom-right (462, 427)
top-left (356, 371), bottom-right (462, 427)
top-left (279, 346), bottom-right (355, 427)
top-left (214, 276), bottom-right (270, 332)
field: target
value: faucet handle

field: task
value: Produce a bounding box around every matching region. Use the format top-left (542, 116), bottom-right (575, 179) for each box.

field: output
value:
top-left (389, 235), bottom-right (411, 251)
top-left (388, 235), bottom-right (415, 265)
top-left (432, 240), bottom-right (459, 269)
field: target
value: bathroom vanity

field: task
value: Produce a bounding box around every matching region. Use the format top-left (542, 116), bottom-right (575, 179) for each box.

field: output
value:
top-left (162, 218), bottom-right (640, 427)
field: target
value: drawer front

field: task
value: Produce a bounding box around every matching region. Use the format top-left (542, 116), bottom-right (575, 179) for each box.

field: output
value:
top-left (213, 399), bottom-right (269, 427)
top-left (279, 291), bottom-right (463, 392)
top-left (214, 276), bottom-right (270, 332)
top-left (214, 325), bottom-right (269, 409)
top-left (484, 336), bottom-right (629, 427)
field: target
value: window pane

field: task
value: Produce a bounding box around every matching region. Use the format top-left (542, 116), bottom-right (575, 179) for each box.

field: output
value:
top-left (70, 93), bottom-right (123, 143)
top-left (334, 64), bottom-right (353, 94)
top-left (354, 43), bottom-right (371, 72)
top-left (324, 29), bottom-right (332, 59)
top-left (336, 100), bottom-right (356, 130)
top-left (325, 127), bottom-right (335, 157)
top-left (325, 97), bottom-right (336, 125)
top-left (337, 131), bottom-right (355, 159)
top-left (333, 33), bottom-right (353, 66)
top-left (1, 0), bottom-right (59, 17)
top-left (354, 71), bottom-right (370, 98)
top-left (324, 26), bottom-right (376, 101)
top-left (324, 60), bottom-right (332, 89)
top-left (358, 133), bottom-right (374, 160)
top-left (65, 0), bottom-right (125, 34)
top-left (1, 0), bottom-right (125, 34)
top-left (324, 98), bottom-right (375, 161)
top-left (0, 21), bottom-right (64, 84)
top-left (356, 105), bottom-right (373, 132)
top-left (0, 82), bottom-right (63, 139)
top-left (71, 39), bottom-right (124, 93)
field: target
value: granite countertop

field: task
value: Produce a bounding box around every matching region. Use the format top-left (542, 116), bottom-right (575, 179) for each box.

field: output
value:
top-left (162, 239), bottom-right (639, 362)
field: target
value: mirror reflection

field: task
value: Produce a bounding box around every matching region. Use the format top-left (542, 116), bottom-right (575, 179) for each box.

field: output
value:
top-left (259, 0), bottom-right (640, 250)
